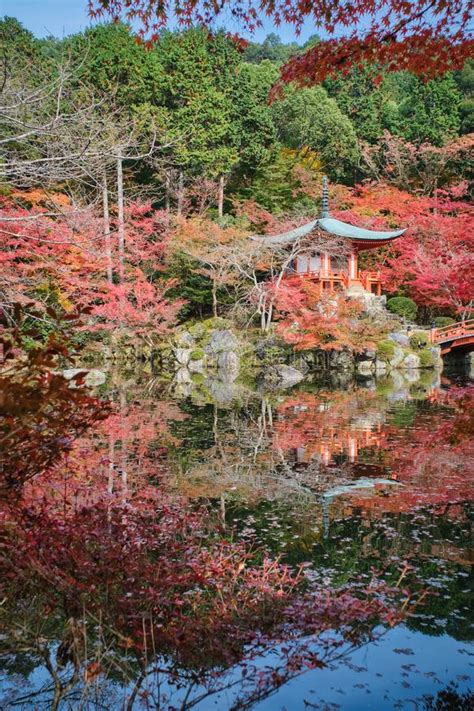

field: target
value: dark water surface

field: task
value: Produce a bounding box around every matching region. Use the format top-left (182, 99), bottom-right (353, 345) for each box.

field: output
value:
top-left (1, 367), bottom-right (473, 710)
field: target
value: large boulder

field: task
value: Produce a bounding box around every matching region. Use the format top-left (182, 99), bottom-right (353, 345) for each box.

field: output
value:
top-left (62, 368), bottom-right (106, 388)
top-left (175, 367), bottom-right (192, 384)
top-left (401, 352), bottom-right (420, 369)
top-left (218, 350), bottom-right (240, 381)
top-left (175, 331), bottom-right (195, 348)
top-left (207, 329), bottom-right (239, 354)
top-left (388, 345), bottom-right (406, 368)
top-left (388, 332), bottom-right (410, 348)
top-left (188, 358), bottom-right (205, 373)
top-left (175, 348), bottom-right (192, 366)
top-left (263, 364), bottom-right (305, 389)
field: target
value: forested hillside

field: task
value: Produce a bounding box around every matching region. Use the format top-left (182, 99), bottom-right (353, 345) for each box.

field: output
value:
top-left (1, 16), bottom-right (473, 343)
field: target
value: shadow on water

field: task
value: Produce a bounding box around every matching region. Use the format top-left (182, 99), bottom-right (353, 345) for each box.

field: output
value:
top-left (1, 354), bottom-right (473, 710)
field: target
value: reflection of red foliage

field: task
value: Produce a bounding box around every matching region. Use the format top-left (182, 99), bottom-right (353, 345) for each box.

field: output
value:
top-left (1, 473), bottom-right (401, 689)
top-left (347, 387), bottom-right (474, 514)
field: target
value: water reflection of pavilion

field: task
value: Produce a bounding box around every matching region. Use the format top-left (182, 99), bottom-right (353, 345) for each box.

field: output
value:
top-left (294, 423), bottom-right (386, 466)
top-left (275, 393), bottom-right (388, 470)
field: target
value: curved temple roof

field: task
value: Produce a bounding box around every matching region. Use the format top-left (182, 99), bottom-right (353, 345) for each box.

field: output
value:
top-left (253, 217), bottom-right (406, 246)
top-left (252, 176), bottom-right (406, 247)
top-left (318, 217), bottom-right (406, 242)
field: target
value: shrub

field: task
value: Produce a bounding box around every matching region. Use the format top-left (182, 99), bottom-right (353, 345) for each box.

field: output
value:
top-left (387, 297), bottom-right (418, 321)
top-left (409, 331), bottom-right (429, 349)
top-left (433, 316), bottom-right (456, 328)
top-left (376, 339), bottom-right (396, 362)
top-left (418, 348), bottom-right (435, 368)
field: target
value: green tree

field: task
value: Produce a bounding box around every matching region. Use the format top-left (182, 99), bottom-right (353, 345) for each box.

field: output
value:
top-left (454, 61), bottom-right (474, 135)
top-left (242, 33), bottom-right (298, 64)
top-left (0, 17), bottom-right (41, 73)
top-left (155, 29), bottom-right (239, 180)
top-left (396, 75), bottom-right (461, 146)
top-left (67, 22), bottom-right (163, 109)
top-left (231, 61), bottom-right (279, 180)
top-left (325, 67), bottom-right (391, 144)
top-left (271, 85), bottom-right (360, 183)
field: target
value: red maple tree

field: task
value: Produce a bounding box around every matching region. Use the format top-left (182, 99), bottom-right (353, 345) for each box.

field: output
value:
top-left (0, 196), bottom-right (182, 336)
top-left (334, 182), bottom-right (474, 318)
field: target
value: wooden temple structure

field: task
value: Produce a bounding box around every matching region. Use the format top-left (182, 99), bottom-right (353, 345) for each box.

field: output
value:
top-left (256, 177), bottom-right (406, 296)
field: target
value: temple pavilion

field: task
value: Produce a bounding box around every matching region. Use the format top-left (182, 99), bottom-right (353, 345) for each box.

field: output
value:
top-left (256, 177), bottom-right (406, 296)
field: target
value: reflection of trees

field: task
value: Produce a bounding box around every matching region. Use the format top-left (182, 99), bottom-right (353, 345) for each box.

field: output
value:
top-left (421, 682), bottom-right (474, 710)
top-left (1, 346), bottom-right (401, 709)
top-left (345, 386), bottom-right (474, 514)
top-left (1, 489), bottom-right (399, 710)
top-left (171, 383), bottom-right (473, 539)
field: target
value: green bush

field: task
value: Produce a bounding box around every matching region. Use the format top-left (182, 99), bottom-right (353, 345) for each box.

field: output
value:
top-left (409, 331), bottom-right (429, 349)
top-left (433, 316), bottom-right (456, 328)
top-left (387, 296), bottom-right (418, 321)
top-left (418, 348), bottom-right (435, 368)
top-left (376, 339), bottom-right (396, 362)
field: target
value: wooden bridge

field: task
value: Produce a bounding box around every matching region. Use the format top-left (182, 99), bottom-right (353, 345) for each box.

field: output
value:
top-left (430, 319), bottom-right (474, 355)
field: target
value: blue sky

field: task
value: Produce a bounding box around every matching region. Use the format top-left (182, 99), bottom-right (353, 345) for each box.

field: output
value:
top-left (2, 0), bottom-right (318, 43)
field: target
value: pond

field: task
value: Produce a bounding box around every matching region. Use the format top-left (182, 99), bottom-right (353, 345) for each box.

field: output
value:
top-left (1, 365), bottom-right (473, 710)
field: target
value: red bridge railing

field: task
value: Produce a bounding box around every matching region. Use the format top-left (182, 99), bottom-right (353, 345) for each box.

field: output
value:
top-left (430, 319), bottom-right (474, 353)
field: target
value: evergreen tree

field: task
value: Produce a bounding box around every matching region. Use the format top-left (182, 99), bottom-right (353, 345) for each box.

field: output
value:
top-left (242, 33), bottom-right (298, 64)
top-left (455, 61), bottom-right (474, 135)
top-left (231, 61), bottom-right (279, 180)
top-left (68, 23), bottom-right (163, 109)
top-left (325, 68), bottom-right (390, 144)
top-left (271, 85), bottom-right (360, 183)
top-left (154, 29), bottom-right (239, 180)
top-left (396, 75), bottom-right (461, 146)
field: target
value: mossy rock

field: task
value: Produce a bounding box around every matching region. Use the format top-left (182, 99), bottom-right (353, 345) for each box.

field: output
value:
top-left (191, 372), bottom-right (205, 385)
top-left (190, 348), bottom-right (205, 361)
top-left (188, 322), bottom-right (206, 339)
top-left (409, 331), bottom-right (430, 350)
top-left (376, 339), bottom-right (396, 362)
top-left (418, 348), bottom-right (435, 368)
top-left (203, 317), bottom-right (231, 331)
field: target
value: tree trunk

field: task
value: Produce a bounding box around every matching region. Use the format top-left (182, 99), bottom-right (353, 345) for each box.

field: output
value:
top-left (265, 301), bottom-right (273, 332)
top-left (165, 170), bottom-right (171, 213)
top-left (177, 171), bottom-right (184, 217)
top-left (218, 174), bottom-right (225, 218)
top-left (212, 279), bottom-right (218, 318)
top-left (102, 170), bottom-right (113, 284)
top-left (117, 157), bottom-right (125, 283)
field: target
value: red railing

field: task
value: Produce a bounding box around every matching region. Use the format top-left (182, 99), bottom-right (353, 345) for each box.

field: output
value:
top-left (430, 319), bottom-right (474, 345)
top-left (359, 271), bottom-right (382, 295)
top-left (282, 268), bottom-right (385, 295)
top-left (283, 269), bottom-right (349, 288)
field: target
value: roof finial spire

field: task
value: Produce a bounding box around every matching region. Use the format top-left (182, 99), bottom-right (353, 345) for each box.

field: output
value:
top-left (321, 175), bottom-right (330, 218)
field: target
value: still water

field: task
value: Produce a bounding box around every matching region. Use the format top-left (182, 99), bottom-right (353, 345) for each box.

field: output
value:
top-left (1, 366), bottom-right (473, 709)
